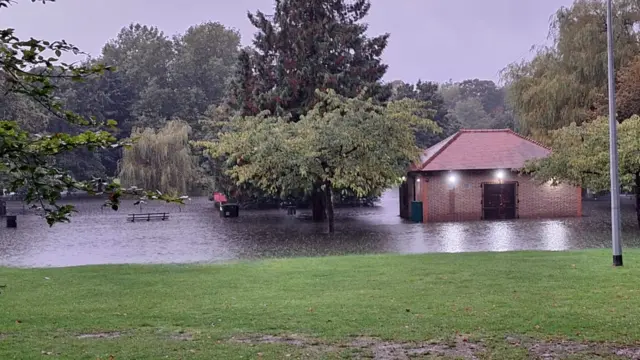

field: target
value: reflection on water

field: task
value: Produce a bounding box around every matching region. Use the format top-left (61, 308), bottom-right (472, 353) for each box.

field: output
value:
top-left (488, 222), bottom-right (514, 252)
top-left (440, 223), bottom-right (466, 253)
top-left (0, 190), bottom-right (638, 268)
top-left (542, 221), bottom-right (570, 251)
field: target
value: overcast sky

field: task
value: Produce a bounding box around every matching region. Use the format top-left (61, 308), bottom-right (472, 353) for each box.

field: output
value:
top-left (2, 0), bottom-right (573, 83)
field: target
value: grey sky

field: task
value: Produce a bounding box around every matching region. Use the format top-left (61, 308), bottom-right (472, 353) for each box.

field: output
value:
top-left (3, 0), bottom-right (573, 83)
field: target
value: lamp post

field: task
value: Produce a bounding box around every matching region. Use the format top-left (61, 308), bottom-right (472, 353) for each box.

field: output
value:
top-left (606, 0), bottom-right (623, 266)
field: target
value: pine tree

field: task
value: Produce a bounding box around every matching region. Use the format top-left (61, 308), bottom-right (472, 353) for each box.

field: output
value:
top-left (228, 50), bottom-right (258, 116)
top-left (229, 0), bottom-right (390, 120)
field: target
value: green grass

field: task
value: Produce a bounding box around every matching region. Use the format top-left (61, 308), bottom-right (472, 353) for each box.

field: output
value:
top-left (1, 250), bottom-right (640, 359)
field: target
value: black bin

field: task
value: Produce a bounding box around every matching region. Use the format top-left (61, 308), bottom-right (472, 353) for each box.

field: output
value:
top-left (6, 215), bottom-right (17, 228)
top-left (220, 204), bottom-right (239, 218)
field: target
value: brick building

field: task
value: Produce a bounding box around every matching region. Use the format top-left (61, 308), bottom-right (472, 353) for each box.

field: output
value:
top-left (399, 129), bottom-right (582, 222)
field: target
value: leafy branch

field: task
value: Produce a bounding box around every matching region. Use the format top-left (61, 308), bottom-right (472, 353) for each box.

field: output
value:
top-left (0, 0), bottom-right (181, 225)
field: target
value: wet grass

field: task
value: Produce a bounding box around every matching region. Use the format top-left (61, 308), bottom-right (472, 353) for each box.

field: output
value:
top-left (1, 249), bottom-right (640, 359)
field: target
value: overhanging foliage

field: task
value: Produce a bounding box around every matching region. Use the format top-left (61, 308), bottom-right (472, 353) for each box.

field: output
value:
top-left (524, 115), bottom-right (640, 192)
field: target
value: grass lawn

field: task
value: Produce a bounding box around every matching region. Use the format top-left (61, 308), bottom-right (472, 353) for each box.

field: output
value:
top-left (1, 250), bottom-right (640, 359)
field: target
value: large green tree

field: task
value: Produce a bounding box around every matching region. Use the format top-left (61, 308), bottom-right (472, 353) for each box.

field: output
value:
top-left (101, 24), bottom-right (174, 97)
top-left (226, 0), bottom-right (391, 221)
top-left (503, 0), bottom-right (640, 137)
top-left (524, 115), bottom-right (640, 227)
top-left (170, 22), bottom-right (241, 124)
top-left (211, 90), bottom-right (438, 232)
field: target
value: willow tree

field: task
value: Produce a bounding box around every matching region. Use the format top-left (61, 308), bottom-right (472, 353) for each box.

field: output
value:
top-left (119, 120), bottom-right (196, 195)
top-left (617, 55), bottom-right (640, 120)
top-left (503, 0), bottom-right (640, 138)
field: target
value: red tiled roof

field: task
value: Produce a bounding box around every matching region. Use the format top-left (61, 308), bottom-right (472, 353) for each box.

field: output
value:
top-left (416, 129), bottom-right (550, 172)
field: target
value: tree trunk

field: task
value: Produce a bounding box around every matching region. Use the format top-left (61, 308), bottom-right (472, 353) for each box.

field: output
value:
top-left (635, 172), bottom-right (640, 229)
top-left (311, 182), bottom-right (326, 222)
top-left (325, 180), bottom-right (335, 233)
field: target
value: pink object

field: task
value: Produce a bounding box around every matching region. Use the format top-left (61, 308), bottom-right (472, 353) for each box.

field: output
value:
top-left (213, 192), bottom-right (228, 203)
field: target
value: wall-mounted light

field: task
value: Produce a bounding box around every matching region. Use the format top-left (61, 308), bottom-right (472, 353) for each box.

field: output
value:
top-left (447, 173), bottom-right (457, 184)
top-left (495, 170), bottom-right (505, 180)
top-left (416, 178), bottom-right (421, 182)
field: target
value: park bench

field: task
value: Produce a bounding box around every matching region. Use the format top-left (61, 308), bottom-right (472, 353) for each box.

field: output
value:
top-left (127, 212), bottom-right (169, 222)
top-left (281, 201), bottom-right (297, 215)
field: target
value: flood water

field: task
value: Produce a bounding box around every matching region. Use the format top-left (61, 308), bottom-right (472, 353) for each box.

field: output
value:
top-left (0, 190), bottom-right (639, 268)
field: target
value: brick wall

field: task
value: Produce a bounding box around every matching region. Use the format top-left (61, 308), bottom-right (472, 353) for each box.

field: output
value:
top-left (421, 170), bottom-right (581, 222)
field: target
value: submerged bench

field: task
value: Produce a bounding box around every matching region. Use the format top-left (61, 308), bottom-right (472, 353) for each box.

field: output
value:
top-left (127, 212), bottom-right (169, 222)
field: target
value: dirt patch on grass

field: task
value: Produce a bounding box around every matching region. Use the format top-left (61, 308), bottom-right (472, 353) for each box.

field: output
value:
top-left (234, 334), bottom-right (307, 347)
top-left (615, 348), bottom-right (640, 359)
top-left (506, 335), bottom-right (640, 359)
top-left (169, 331), bottom-right (194, 341)
top-left (77, 331), bottom-right (121, 339)
top-left (349, 336), bottom-right (484, 359)
top-left (232, 334), bottom-right (485, 359)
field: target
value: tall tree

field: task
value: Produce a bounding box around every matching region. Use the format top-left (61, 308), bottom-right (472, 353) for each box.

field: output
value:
top-left (228, 0), bottom-right (390, 118)
top-left (227, 0), bottom-right (391, 221)
top-left (100, 24), bottom-right (175, 127)
top-left (171, 22), bottom-right (241, 122)
top-left (101, 24), bottom-right (174, 97)
top-left (503, 0), bottom-right (640, 136)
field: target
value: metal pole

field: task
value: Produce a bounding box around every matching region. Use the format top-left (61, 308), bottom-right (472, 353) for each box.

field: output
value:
top-left (606, 0), bottom-right (623, 266)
